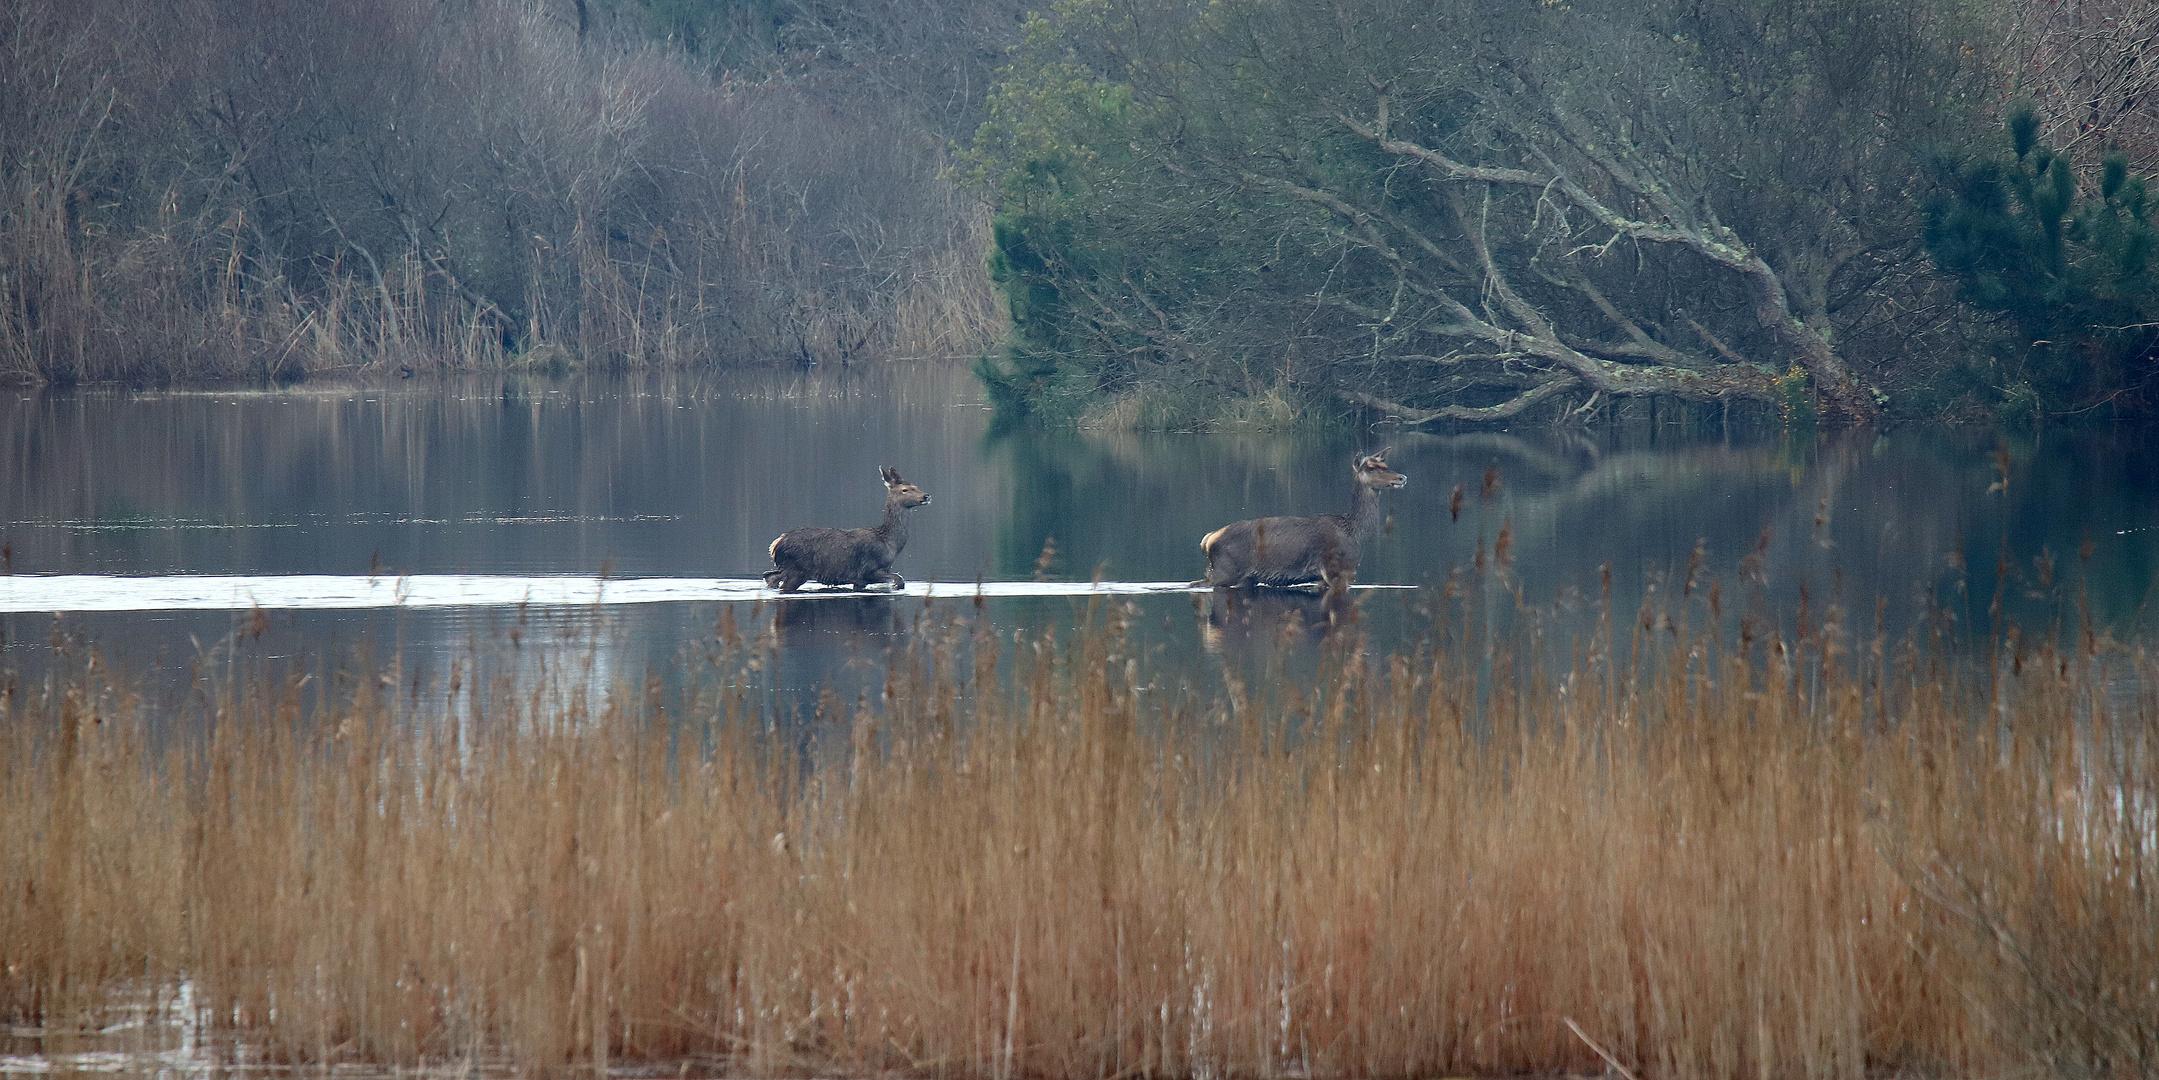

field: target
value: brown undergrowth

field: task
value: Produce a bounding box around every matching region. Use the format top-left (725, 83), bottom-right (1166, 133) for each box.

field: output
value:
top-left (1, 591), bottom-right (2154, 1079)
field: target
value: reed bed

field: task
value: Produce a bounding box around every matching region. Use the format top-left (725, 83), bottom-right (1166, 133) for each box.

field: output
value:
top-left (1, 591), bottom-right (2155, 1080)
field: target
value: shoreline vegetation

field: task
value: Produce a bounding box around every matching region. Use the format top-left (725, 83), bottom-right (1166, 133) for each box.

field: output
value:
top-left (0, 0), bottom-right (1011, 388)
top-left (4, 582), bottom-right (2154, 1079)
top-left (965, 0), bottom-right (2159, 431)
top-left (8, 0), bottom-right (2159, 429)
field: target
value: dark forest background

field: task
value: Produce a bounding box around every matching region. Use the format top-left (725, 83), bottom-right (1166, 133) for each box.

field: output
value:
top-left (4, 0), bottom-right (2158, 427)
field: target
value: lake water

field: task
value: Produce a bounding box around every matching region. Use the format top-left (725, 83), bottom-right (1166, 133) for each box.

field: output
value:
top-left (3, 364), bottom-right (2157, 720)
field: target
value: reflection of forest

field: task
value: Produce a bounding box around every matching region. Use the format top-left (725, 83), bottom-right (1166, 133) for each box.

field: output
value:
top-left (7, 368), bottom-right (2159, 661)
top-left (992, 422), bottom-right (2159, 635)
top-left (0, 367), bottom-right (987, 581)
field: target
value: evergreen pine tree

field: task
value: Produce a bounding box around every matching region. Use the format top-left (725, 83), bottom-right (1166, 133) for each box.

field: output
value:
top-left (1924, 102), bottom-right (2159, 419)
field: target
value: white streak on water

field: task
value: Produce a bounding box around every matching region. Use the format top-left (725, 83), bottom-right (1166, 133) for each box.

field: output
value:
top-left (0, 575), bottom-right (1414, 613)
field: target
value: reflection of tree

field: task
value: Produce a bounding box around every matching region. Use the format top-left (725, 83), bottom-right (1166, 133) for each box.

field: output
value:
top-left (983, 425), bottom-right (1357, 582)
top-left (986, 416), bottom-right (2159, 639)
top-left (2004, 0), bottom-right (2159, 176)
top-left (0, 365), bottom-right (985, 580)
top-left (1433, 427), bottom-right (2159, 634)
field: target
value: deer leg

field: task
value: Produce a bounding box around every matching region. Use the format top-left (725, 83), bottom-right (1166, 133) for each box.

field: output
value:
top-left (778, 570), bottom-right (808, 593)
top-left (1320, 567), bottom-right (1351, 602)
top-left (1321, 588), bottom-right (1353, 627)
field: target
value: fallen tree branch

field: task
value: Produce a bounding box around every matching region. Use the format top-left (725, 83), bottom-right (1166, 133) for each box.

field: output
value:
top-left (1340, 87), bottom-right (1881, 425)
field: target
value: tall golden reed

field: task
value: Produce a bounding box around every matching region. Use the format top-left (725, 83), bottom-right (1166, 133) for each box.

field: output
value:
top-left (2, 591), bottom-right (2154, 1079)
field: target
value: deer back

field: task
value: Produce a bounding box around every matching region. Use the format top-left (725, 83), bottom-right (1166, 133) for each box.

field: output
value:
top-left (1197, 514), bottom-right (1359, 587)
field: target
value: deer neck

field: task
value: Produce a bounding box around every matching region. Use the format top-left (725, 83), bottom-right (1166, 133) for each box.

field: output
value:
top-left (1346, 476), bottom-right (1382, 535)
top-left (875, 494), bottom-right (912, 551)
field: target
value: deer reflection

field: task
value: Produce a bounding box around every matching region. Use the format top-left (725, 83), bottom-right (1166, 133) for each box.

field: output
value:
top-left (1194, 585), bottom-right (1356, 655)
top-left (771, 595), bottom-right (903, 649)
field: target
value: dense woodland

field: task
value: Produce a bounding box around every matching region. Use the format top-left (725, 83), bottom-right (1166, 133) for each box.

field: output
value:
top-left (0, 0), bottom-right (1020, 383)
top-left (972, 0), bottom-right (2159, 427)
top-left (3, 0), bottom-right (2158, 426)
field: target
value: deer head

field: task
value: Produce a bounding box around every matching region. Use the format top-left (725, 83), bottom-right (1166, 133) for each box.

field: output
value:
top-left (881, 466), bottom-right (931, 508)
top-left (1355, 448), bottom-right (1408, 490)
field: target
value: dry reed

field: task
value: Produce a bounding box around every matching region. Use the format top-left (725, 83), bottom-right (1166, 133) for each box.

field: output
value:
top-left (1, 588), bottom-right (2154, 1080)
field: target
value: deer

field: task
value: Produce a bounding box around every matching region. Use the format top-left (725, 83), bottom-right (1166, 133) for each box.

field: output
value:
top-left (1188, 449), bottom-right (1408, 593)
top-left (763, 466), bottom-right (931, 592)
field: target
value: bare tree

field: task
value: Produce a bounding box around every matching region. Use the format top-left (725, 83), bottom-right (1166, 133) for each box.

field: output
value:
top-left (2004, 0), bottom-right (2159, 174)
top-left (0, 0), bottom-right (1008, 383)
top-left (976, 0), bottom-right (1987, 427)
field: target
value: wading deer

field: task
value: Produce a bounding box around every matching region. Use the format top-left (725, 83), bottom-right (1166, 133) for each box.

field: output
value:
top-left (763, 466), bottom-right (931, 592)
top-left (1189, 449), bottom-right (1408, 592)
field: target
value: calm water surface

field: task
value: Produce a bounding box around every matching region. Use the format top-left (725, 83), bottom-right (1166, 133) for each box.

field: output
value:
top-left (3, 364), bottom-right (2157, 716)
